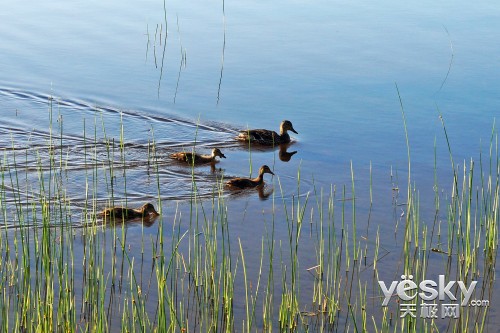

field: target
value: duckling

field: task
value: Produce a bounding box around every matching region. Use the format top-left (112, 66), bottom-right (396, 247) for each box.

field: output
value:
top-left (100, 203), bottom-right (159, 221)
top-left (226, 165), bottom-right (275, 189)
top-left (170, 148), bottom-right (226, 165)
top-left (236, 120), bottom-right (298, 145)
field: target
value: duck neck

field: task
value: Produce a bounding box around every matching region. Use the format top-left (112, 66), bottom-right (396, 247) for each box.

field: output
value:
top-left (279, 131), bottom-right (290, 142)
top-left (253, 172), bottom-right (265, 184)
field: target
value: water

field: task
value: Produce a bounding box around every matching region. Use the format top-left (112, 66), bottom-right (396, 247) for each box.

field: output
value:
top-left (0, 0), bottom-right (498, 330)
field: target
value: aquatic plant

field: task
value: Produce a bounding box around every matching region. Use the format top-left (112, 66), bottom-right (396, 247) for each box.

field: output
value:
top-left (0, 103), bottom-right (497, 332)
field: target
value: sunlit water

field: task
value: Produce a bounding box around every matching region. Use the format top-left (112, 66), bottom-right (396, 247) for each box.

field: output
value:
top-left (0, 0), bottom-right (499, 330)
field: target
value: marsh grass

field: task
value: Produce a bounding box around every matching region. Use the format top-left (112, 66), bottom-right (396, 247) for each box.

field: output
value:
top-left (0, 100), bottom-right (498, 332)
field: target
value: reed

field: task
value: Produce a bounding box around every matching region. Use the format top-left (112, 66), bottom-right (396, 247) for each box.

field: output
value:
top-left (0, 100), bottom-right (497, 332)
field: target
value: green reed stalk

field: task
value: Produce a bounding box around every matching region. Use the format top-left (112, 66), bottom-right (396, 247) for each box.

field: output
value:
top-left (350, 161), bottom-right (357, 259)
top-left (238, 238), bottom-right (250, 333)
top-left (312, 184), bottom-right (325, 318)
top-left (328, 185), bottom-right (341, 327)
top-left (263, 191), bottom-right (276, 330)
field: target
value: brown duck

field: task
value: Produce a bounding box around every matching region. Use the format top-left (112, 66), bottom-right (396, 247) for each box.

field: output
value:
top-left (226, 165), bottom-right (275, 189)
top-left (236, 120), bottom-right (298, 145)
top-left (170, 148), bottom-right (226, 164)
top-left (100, 203), bottom-right (159, 221)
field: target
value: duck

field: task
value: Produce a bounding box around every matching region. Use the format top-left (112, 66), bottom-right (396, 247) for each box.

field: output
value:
top-left (170, 148), bottom-right (226, 164)
top-left (100, 203), bottom-right (160, 221)
top-left (236, 120), bottom-right (298, 145)
top-left (226, 165), bottom-right (275, 189)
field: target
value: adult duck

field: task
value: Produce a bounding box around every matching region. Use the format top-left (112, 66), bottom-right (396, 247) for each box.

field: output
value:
top-left (170, 148), bottom-right (226, 164)
top-left (226, 165), bottom-right (275, 189)
top-left (100, 203), bottom-right (159, 221)
top-left (236, 120), bottom-right (298, 145)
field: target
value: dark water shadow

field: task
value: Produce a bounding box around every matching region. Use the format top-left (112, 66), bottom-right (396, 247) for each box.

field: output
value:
top-left (235, 140), bottom-right (298, 162)
top-left (225, 184), bottom-right (274, 200)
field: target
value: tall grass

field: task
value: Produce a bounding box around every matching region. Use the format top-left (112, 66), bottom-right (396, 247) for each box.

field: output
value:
top-left (0, 100), bottom-right (497, 332)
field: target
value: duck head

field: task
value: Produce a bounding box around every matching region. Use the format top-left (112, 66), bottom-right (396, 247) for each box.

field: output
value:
top-left (141, 203), bottom-right (159, 216)
top-left (281, 120), bottom-right (298, 134)
top-left (259, 165), bottom-right (275, 176)
top-left (212, 148), bottom-right (226, 159)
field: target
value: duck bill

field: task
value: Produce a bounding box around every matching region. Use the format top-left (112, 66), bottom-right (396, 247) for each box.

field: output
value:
top-left (269, 170), bottom-right (275, 175)
top-left (221, 154), bottom-right (226, 158)
top-left (290, 127), bottom-right (298, 134)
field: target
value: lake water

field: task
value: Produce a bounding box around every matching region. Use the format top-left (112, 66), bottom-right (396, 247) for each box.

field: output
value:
top-left (0, 0), bottom-right (498, 331)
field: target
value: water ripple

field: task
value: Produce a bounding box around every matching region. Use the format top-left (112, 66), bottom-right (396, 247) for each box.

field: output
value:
top-left (0, 86), bottom-right (244, 221)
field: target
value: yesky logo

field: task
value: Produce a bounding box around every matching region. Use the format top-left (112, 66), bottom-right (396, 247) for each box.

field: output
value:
top-left (378, 275), bottom-right (477, 306)
top-left (378, 274), bottom-right (489, 319)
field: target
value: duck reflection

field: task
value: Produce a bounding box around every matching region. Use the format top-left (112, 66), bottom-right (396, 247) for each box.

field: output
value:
top-left (256, 184), bottom-right (273, 200)
top-left (226, 184), bottom-right (274, 200)
top-left (235, 141), bottom-right (298, 162)
top-left (278, 144), bottom-right (297, 162)
top-left (210, 163), bottom-right (225, 174)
